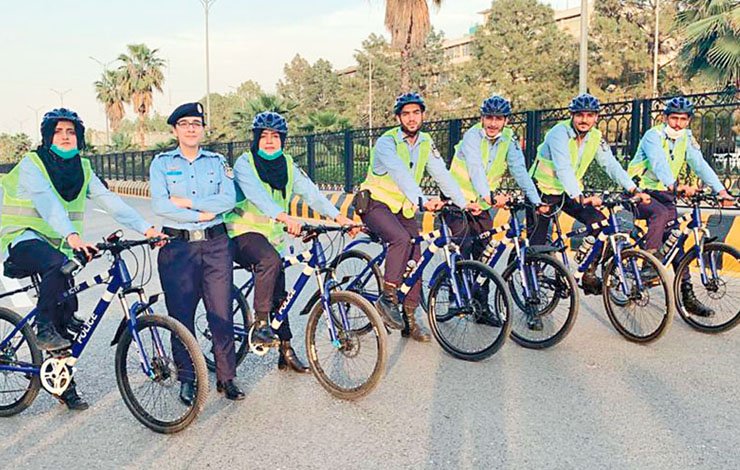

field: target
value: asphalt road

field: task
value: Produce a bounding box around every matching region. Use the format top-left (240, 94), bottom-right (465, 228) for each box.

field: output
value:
top-left (0, 196), bottom-right (738, 469)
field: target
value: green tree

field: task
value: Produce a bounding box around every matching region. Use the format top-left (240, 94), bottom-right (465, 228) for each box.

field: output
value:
top-left (298, 111), bottom-right (351, 133)
top-left (277, 55), bottom-right (346, 127)
top-left (0, 133), bottom-right (32, 163)
top-left (675, 0), bottom-right (740, 86)
top-left (94, 69), bottom-right (127, 134)
top-left (117, 44), bottom-right (166, 149)
top-left (468, 0), bottom-right (579, 109)
top-left (229, 93), bottom-right (299, 138)
top-left (384, 0), bottom-right (442, 91)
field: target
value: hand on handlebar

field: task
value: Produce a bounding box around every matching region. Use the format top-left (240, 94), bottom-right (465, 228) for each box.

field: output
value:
top-left (492, 194), bottom-right (510, 209)
top-left (422, 198), bottom-right (446, 212)
top-left (66, 233), bottom-right (99, 262)
top-left (144, 227), bottom-right (169, 247)
top-left (465, 202), bottom-right (483, 216)
top-left (676, 184), bottom-right (698, 197)
top-left (632, 191), bottom-right (652, 205)
top-left (536, 203), bottom-right (550, 215)
top-left (334, 214), bottom-right (362, 238)
top-left (276, 212), bottom-right (303, 237)
top-left (582, 195), bottom-right (602, 208)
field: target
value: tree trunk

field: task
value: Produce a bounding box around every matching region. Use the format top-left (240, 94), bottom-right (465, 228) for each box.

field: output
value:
top-left (137, 112), bottom-right (146, 149)
top-left (400, 47), bottom-right (410, 92)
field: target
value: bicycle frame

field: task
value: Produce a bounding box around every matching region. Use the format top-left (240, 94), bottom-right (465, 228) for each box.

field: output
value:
top-left (235, 232), bottom-right (350, 346)
top-left (0, 253), bottom-right (162, 378)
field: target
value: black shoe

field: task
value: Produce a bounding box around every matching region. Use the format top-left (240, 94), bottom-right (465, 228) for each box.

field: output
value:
top-left (527, 315), bottom-right (544, 331)
top-left (58, 383), bottom-right (89, 411)
top-left (681, 283), bottom-right (715, 317)
top-left (216, 380), bottom-right (245, 401)
top-left (251, 321), bottom-right (278, 347)
top-left (179, 381), bottom-right (195, 406)
top-left (581, 272), bottom-right (602, 296)
top-left (278, 341), bottom-right (309, 373)
top-left (401, 306), bottom-right (431, 342)
top-left (639, 264), bottom-right (660, 283)
top-left (375, 294), bottom-right (404, 330)
top-left (35, 323), bottom-right (71, 351)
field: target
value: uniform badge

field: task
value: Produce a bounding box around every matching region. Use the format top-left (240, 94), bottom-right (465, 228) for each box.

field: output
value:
top-left (222, 160), bottom-right (234, 179)
top-left (430, 142), bottom-right (442, 160)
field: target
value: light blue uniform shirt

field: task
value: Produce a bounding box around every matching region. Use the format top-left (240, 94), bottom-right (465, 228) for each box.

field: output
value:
top-left (232, 153), bottom-right (340, 220)
top-left (8, 155), bottom-right (152, 250)
top-left (149, 147), bottom-right (236, 230)
top-left (372, 129), bottom-right (467, 208)
top-left (538, 122), bottom-right (636, 198)
top-left (633, 126), bottom-right (724, 193)
top-left (459, 126), bottom-right (542, 205)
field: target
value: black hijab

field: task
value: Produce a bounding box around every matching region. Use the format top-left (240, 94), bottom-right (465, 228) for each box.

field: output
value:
top-left (35, 145), bottom-right (84, 202)
top-left (251, 129), bottom-right (288, 199)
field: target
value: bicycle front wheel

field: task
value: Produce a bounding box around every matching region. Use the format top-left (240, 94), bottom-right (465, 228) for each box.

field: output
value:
top-left (603, 249), bottom-right (674, 343)
top-left (0, 307), bottom-right (41, 417)
top-left (503, 254), bottom-right (579, 349)
top-left (427, 260), bottom-right (512, 361)
top-left (115, 315), bottom-right (209, 434)
top-left (305, 291), bottom-right (387, 400)
top-left (674, 242), bottom-right (740, 333)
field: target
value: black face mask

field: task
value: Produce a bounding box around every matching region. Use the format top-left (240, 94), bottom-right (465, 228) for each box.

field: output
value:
top-left (35, 145), bottom-right (84, 202)
top-left (250, 129), bottom-right (288, 199)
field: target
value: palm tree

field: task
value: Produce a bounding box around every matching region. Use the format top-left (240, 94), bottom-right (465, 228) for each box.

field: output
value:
top-left (94, 69), bottom-right (126, 134)
top-left (117, 44), bottom-right (166, 148)
top-left (298, 111), bottom-right (352, 134)
top-left (384, 0), bottom-right (442, 92)
top-left (675, 0), bottom-right (740, 86)
top-left (229, 93), bottom-right (299, 138)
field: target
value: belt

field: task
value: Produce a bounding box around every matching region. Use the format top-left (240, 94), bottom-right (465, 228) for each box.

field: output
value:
top-left (162, 223), bottom-right (226, 242)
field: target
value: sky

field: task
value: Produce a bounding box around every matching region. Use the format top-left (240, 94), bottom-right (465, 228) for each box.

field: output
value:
top-left (0, 0), bottom-right (574, 136)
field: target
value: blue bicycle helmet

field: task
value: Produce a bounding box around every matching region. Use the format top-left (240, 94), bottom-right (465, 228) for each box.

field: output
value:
top-left (664, 96), bottom-right (695, 116)
top-left (40, 108), bottom-right (86, 150)
top-left (252, 111), bottom-right (288, 135)
top-left (393, 92), bottom-right (426, 115)
top-left (568, 93), bottom-right (601, 113)
top-left (480, 95), bottom-right (512, 117)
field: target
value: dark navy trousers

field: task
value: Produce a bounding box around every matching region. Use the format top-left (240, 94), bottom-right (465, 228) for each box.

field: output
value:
top-left (157, 233), bottom-right (236, 383)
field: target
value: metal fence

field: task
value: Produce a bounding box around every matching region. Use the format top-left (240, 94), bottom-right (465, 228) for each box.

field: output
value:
top-left (88, 89), bottom-right (740, 193)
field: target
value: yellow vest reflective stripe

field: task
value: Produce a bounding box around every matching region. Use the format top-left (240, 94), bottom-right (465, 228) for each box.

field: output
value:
top-left (224, 152), bottom-right (295, 251)
top-left (0, 152), bottom-right (91, 257)
top-left (529, 120), bottom-right (601, 195)
top-left (359, 127), bottom-right (431, 218)
top-left (449, 124), bottom-right (513, 210)
top-left (627, 124), bottom-right (688, 190)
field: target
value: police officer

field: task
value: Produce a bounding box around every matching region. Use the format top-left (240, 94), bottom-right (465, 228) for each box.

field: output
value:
top-left (357, 92), bottom-right (481, 342)
top-left (1, 108), bottom-right (164, 410)
top-left (527, 93), bottom-right (650, 303)
top-left (225, 111), bottom-right (357, 372)
top-left (150, 102), bottom-right (243, 403)
top-left (448, 95), bottom-right (547, 257)
top-left (628, 96), bottom-right (735, 317)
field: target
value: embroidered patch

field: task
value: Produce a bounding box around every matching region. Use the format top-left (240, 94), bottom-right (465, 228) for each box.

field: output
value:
top-left (221, 160), bottom-right (234, 179)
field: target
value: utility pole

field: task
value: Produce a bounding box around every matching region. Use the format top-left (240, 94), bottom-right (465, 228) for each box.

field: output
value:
top-left (578, 0), bottom-right (589, 93)
top-left (200, 0), bottom-right (217, 125)
top-left (50, 88), bottom-right (71, 107)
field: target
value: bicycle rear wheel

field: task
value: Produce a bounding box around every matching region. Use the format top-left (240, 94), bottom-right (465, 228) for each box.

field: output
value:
top-left (427, 260), bottom-right (511, 361)
top-left (674, 242), bottom-right (740, 333)
top-left (194, 285), bottom-right (251, 371)
top-left (305, 291), bottom-right (387, 400)
top-left (0, 307), bottom-right (41, 416)
top-left (603, 249), bottom-right (674, 343)
top-left (115, 315), bottom-right (209, 433)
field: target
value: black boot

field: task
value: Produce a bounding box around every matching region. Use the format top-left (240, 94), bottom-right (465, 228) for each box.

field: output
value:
top-left (639, 250), bottom-right (660, 283)
top-left (278, 340), bottom-right (309, 373)
top-left (581, 272), bottom-right (602, 296)
top-left (473, 289), bottom-right (502, 328)
top-left (681, 281), bottom-right (715, 317)
top-left (35, 322), bottom-right (71, 351)
top-left (401, 305), bottom-right (430, 342)
top-left (179, 381), bottom-right (195, 406)
top-left (57, 380), bottom-right (89, 411)
top-left (216, 379), bottom-right (245, 401)
top-left (252, 312), bottom-right (278, 347)
top-left (375, 282), bottom-right (404, 330)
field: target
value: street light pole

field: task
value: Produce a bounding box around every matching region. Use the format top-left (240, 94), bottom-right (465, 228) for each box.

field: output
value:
top-left (200, 0), bottom-right (217, 126)
top-left (50, 88), bottom-right (71, 107)
top-left (27, 106), bottom-right (43, 144)
top-left (90, 56), bottom-right (115, 147)
top-left (578, 0), bottom-right (589, 93)
top-left (652, 0), bottom-right (660, 97)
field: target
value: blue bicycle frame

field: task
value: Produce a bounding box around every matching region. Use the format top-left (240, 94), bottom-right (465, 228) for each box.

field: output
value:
top-left (0, 249), bottom-right (163, 378)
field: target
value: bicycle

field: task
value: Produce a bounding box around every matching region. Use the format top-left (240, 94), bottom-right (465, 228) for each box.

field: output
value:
top-left (194, 224), bottom-right (387, 400)
top-left (0, 232), bottom-right (207, 433)
top-left (330, 201), bottom-right (513, 362)
top-left (475, 194), bottom-right (579, 349)
top-left (631, 189), bottom-right (740, 333)
top-left (546, 192), bottom-right (675, 343)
